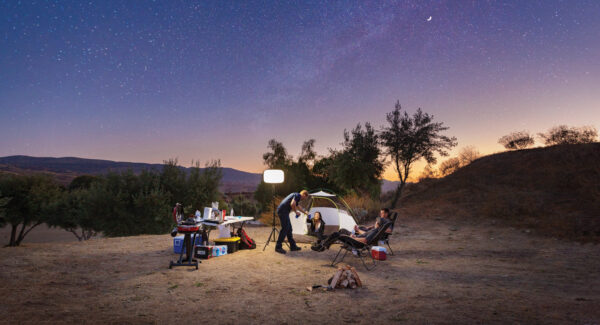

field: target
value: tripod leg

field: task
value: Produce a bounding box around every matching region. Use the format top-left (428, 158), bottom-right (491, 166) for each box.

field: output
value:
top-left (263, 227), bottom-right (277, 251)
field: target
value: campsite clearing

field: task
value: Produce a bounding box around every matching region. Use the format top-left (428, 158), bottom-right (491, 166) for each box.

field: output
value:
top-left (0, 217), bottom-right (599, 324)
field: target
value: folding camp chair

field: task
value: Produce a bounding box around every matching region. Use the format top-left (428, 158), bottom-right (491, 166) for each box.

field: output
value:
top-left (331, 222), bottom-right (392, 271)
top-left (381, 212), bottom-right (398, 255)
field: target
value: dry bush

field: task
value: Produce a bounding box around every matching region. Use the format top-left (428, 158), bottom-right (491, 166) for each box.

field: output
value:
top-left (418, 164), bottom-right (439, 181)
top-left (498, 131), bottom-right (535, 150)
top-left (256, 196), bottom-right (282, 225)
top-left (458, 146), bottom-right (480, 166)
top-left (439, 157), bottom-right (461, 176)
top-left (538, 125), bottom-right (598, 145)
top-left (342, 193), bottom-right (381, 223)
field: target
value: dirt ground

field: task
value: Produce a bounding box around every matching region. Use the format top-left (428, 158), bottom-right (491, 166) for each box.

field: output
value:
top-left (1, 218), bottom-right (599, 324)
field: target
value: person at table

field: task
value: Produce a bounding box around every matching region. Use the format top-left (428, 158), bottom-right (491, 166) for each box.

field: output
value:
top-left (308, 211), bottom-right (326, 240)
top-left (275, 190), bottom-right (310, 254)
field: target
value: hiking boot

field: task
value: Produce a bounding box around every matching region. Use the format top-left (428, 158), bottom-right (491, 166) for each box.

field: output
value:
top-left (275, 247), bottom-right (287, 254)
top-left (311, 245), bottom-right (325, 252)
top-left (290, 246), bottom-right (301, 252)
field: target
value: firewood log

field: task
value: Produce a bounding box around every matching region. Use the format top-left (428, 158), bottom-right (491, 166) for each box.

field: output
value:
top-left (350, 267), bottom-right (362, 287)
top-left (329, 269), bottom-right (343, 290)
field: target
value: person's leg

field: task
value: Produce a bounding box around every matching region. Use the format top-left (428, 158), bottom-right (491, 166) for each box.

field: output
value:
top-left (283, 215), bottom-right (298, 249)
top-left (275, 211), bottom-right (289, 249)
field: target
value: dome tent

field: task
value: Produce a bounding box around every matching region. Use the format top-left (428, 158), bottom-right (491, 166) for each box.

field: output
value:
top-left (289, 190), bottom-right (358, 236)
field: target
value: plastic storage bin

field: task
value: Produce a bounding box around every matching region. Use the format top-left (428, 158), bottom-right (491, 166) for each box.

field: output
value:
top-left (214, 237), bottom-right (240, 253)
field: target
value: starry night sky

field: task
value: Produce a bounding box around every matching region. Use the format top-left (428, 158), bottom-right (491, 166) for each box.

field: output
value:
top-left (1, 1), bottom-right (599, 179)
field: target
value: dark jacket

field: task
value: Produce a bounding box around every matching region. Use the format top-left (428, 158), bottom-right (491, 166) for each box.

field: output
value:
top-left (309, 219), bottom-right (326, 238)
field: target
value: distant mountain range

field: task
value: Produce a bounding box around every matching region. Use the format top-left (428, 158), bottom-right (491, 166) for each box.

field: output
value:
top-left (0, 155), bottom-right (400, 194)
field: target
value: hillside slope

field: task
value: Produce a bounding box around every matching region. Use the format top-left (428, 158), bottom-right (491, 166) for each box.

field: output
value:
top-left (399, 143), bottom-right (600, 241)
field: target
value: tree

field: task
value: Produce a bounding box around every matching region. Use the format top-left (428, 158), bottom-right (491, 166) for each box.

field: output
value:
top-left (538, 125), bottom-right (598, 145)
top-left (49, 188), bottom-right (100, 241)
top-left (328, 123), bottom-right (384, 198)
top-left (262, 139), bottom-right (292, 169)
top-left (298, 139), bottom-right (317, 166)
top-left (186, 160), bottom-right (223, 211)
top-left (498, 131), bottom-right (535, 150)
top-left (380, 101), bottom-right (457, 208)
top-left (0, 191), bottom-right (11, 228)
top-left (160, 158), bottom-right (186, 205)
top-left (0, 174), bottom-right (64, 246)
top-left (68, 175), bottom-right (101, 191)
top-left (458, 146), bottom-right (480, 166)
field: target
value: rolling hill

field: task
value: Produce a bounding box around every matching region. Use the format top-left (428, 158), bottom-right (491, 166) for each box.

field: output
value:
top-left (398, 143), bottom-right (600, 241)
top-left (0, 155), bottom-right (261, 192)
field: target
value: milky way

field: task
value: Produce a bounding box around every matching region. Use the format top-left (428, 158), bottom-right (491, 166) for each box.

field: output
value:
top-left (1, 1), bottom-right (599, 178)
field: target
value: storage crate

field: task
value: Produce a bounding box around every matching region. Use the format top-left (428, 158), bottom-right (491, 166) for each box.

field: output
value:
top-left (214, 237), bottom-right (240, 254)
top-left (212, 245), bottom-right (228, 257)
top-left (194, 245), bottom-right (213, 259)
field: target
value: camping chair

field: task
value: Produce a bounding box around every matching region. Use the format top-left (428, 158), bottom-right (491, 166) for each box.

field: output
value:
top-left (331, 221), bottom-right (393, 271)
top-left (381, 212), bottom-right (398, 255)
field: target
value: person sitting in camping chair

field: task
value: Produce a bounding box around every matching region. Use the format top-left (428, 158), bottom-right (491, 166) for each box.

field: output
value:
top-left (355, 208), bottom-right (393, 235)
top-left (311, 208), bottom-right (391, 252)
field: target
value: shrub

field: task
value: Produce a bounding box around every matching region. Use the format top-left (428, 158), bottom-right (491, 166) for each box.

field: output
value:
top-left (538, 125), bottom-right (598, 145)
top-left (498, 131), bottom-right (535, 150)
top-left (439, 157), bottom-right (461, 176)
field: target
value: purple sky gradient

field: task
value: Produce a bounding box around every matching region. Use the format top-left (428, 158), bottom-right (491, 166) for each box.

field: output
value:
top-left (1, 1), bottom-right (599, 180)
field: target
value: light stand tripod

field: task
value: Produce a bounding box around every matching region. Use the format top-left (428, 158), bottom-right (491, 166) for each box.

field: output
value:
top-left (262, 184), bottom-right (289, 251)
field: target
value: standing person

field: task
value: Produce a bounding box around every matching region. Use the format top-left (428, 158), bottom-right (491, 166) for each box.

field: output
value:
top-left (275, 190), bottom-right (310, 254)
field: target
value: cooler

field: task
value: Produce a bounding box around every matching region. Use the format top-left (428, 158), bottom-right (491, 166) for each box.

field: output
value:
top-left (371, 246), bottom-right (387, 261)
top-left (173, 235), bottom-right (202, 254)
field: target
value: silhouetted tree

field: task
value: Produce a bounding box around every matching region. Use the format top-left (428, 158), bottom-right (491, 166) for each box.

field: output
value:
top-left (328, 123), bottom-right (384, 199)
top-left (68, 175), bottom-right (101, 191)
top-left (160, 158), bottom-right (186, 205)
top-left (538, 125), bottom-right (598, 145)
top-left (262, 139), bottom-right (292, 169)
top-left (0, 174), bottom-right (63, 246)
top-left (498, 131), bottom-right (535, 150)
top-left (380, 101), bottom-right (457, 208)
top-left (186, 159), bottom-right (222, 210)
top-left (298, 139), bottom-right (317, 166)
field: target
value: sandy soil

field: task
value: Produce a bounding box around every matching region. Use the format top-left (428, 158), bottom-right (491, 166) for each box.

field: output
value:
top-left (0, 218), bottom-right (599, 324)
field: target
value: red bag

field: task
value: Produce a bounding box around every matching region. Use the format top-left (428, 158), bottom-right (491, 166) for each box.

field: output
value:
top-left (236, 228), bottom-right (256, 249)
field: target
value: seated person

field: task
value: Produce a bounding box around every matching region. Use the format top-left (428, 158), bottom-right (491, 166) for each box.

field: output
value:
top-left (311, 208), bottom-right (391, 251)
top-left (355, 208), bottom-right (393, 235)
top-left (308, 211), bottom-right (326, 240)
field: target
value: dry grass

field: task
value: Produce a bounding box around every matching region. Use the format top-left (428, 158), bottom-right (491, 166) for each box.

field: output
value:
top-left (342, 194), bottom-right (381, 223)
top-left (400, 143), bottom-right (600, 242)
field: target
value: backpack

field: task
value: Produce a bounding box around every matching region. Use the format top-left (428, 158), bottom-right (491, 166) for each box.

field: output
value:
top-left (236, 227), bottom-right (256, 249)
